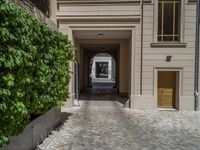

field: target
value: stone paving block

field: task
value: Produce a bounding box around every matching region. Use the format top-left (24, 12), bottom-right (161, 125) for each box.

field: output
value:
top-left (37, 101), bottom-right (200, 150)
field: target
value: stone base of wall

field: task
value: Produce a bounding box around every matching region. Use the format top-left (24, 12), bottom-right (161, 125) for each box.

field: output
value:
top-left (130, 95), bottom-right (157, 110)
top-left (64, 93), bottom-right (76, 108)
top-left (1, 108), bottom-right (61, 150)
top-left (130, 95), bottom-right (195, 111)
top-left (179, 96), bottom-right (194, 111)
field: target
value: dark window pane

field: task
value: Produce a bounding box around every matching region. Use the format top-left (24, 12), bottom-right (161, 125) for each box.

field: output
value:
top-left (175, 3), bottom-right (180, 35)
top-left (31, 0), bottom-right (49, 17)
top-left (175, 36), bottom-right (179, 41)
top-left (96, 62), bottom-right (108, 78)
top-left (163, 36), bottom-right (173, 41)
top-left (157, 0), bottom-right (181, 42)
top-left (158, 3), bottom-right (162, 35)
top-left (163, 3), bottom-right (174, 35)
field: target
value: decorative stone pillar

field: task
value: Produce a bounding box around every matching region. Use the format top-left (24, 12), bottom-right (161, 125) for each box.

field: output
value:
top-left (64, 28), bottom-right (76, 107)
top-left (130, 28), bottom-right (136, 108)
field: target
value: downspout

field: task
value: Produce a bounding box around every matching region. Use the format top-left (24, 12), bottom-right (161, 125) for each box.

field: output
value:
top-left (140, 0), bottom-right (144, 95)
top-left (194, 0), bottom-right (200, 111)
top-left (75, 61), bottom-right (79, 100)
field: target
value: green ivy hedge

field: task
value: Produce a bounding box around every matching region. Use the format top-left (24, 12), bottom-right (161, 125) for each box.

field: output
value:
top-left (0, 0), bottom-right (74, 146)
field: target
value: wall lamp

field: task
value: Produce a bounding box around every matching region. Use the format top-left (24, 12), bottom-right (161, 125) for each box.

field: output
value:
top-left (98, 33), bottom-right (104, 38)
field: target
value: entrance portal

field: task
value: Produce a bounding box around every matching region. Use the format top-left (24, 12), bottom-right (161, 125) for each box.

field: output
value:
top-left (73, 30), bottom-right (132, 106)
top-left (78, 45), bottom-right (128, 105)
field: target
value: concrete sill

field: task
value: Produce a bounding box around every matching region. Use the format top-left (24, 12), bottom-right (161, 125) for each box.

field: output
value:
top-left (157, 108), bottom-right (178, 111)
top-left (151, 42), bottom-right (187, 48)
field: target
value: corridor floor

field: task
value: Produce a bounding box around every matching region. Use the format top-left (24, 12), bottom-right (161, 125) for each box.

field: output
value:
top-left (37, 101), bottom-right (200, 150)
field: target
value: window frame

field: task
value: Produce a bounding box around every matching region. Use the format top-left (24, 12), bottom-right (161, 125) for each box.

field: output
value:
top-left (158, 0), bottom-right (181, 42)
top-left (153, 0), bottom-right (185, 43)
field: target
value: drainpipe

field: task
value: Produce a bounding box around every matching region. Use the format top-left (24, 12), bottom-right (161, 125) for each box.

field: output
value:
top-left (140, 0), bottom-right (144, 95)
top-left (73, 61), bottom-right (80, 106)
top-left (75, 61), bottom-right (79, 100)
top-left (194, 0), bottom-right (200, 111)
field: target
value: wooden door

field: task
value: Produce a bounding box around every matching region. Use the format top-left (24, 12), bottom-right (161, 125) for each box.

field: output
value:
top-left (158, 71), bottom-right (177, 108)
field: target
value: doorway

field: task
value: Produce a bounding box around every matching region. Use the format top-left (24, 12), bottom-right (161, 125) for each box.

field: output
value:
top-left (90, 53), bottom-right (117, 89)
top-left (78, 45), bottom-right (128, 104)
top-left (157, 71), bottom-right (179, 109)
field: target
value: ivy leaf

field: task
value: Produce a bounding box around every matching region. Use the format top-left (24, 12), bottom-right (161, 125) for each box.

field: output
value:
top-left (0, 0), bottom-right (74, 147)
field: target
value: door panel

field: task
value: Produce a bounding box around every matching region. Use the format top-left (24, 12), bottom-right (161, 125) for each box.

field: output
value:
top-left (158, 71), bottom-right (176, 108)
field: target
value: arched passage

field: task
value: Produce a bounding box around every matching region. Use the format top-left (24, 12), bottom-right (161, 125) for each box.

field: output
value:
top-left (89, 53), bottom-right (117, 89)
top-left (77, 45), bottom-right (125, 101)
top-left (72, 30), bottom-right (132, 106)
top-left (85, 47), bottom-right (119, 92)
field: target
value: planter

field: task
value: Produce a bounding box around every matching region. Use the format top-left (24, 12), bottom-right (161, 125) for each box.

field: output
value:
top-left (1, 108), bottom-right (61, 150)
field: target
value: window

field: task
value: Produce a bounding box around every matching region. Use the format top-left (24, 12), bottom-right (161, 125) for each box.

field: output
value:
top-left (95, 62), bottom-right (109, 78)
top-left (158, 0), bottom-right (181, 42)
top-left (31, 0), bottom-right (50, 17)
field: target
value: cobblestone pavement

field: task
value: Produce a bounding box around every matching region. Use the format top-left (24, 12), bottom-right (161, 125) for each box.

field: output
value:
top-left (37, 101), bottom-right (200, 150)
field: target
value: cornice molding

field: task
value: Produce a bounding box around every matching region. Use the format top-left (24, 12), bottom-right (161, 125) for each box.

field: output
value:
top-left (56, 15), bottom-right (141, 22)
top-left (57, 0), bottom-right (152, 5)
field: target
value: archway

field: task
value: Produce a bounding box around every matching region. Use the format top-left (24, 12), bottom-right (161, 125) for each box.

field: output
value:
top-left (89, 53), bottom-right (117, 90)
top-left (78, 45), bottom-right (123, 101)
top-left (72, 30), bottom-right (132, 106)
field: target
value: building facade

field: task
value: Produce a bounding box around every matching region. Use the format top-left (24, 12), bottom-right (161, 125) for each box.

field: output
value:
top-left (49, 0), bottom-right (198, 110)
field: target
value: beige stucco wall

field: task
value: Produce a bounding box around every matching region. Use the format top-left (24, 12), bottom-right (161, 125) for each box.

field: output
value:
top-left (137, 1), bottom-right (196, 110)
top-left (119, 40), bottom-right (129, 93)
top-left (54, 0), bottom-right (197, 110)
